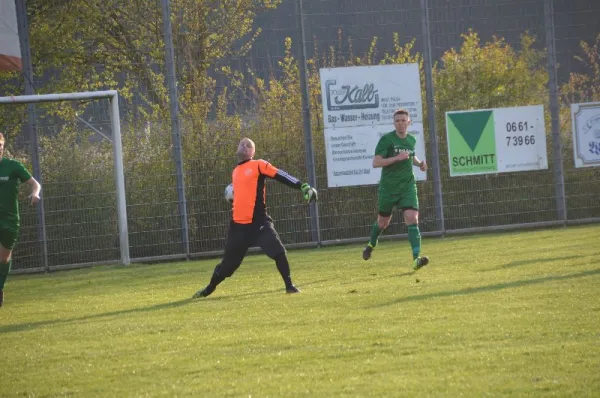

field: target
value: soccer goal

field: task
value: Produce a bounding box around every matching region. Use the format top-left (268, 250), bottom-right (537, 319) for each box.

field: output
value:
top-left (0, 90), bottom-right (130, 272)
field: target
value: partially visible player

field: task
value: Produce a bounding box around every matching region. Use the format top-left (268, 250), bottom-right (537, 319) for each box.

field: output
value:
top-left (362, 109), bottom-right (429, 270)
top-left (0, 132), bottom-right (42, 307)
top-left (192, 137), bottom-right (317, 298)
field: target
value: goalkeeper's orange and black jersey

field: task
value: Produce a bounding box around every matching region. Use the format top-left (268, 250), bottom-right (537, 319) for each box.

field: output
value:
top-left (232, 159), bottom-right (303, 224)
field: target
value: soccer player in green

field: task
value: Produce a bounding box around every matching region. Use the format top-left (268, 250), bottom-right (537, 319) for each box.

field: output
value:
top-left (0, 132), bottom-right (41, 307)
top-left (362, 108), bottom-right (429, 270)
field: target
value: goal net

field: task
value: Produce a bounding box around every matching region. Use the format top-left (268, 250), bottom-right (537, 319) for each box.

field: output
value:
top-left (0, 91), bottom-right (129, 272)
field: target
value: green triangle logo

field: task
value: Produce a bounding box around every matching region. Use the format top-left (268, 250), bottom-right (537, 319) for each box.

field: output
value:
top-left (448, 111), bottom-right (493, 152)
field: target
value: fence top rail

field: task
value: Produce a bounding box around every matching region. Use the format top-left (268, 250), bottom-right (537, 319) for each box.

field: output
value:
top-left (0, 90), bottom-right (118, 104)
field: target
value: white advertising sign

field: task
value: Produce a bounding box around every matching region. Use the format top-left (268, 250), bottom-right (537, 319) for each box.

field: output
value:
top-left (446, 105), bottom-right (548, 176)
top-left (319, 63), bottom-right (425, 187)
top-left (571, 102), bottom-right (600, 168)
top-left (324, 123), bottom-right (427, 188)
top-left (0, 0), bottom-right (22, 71)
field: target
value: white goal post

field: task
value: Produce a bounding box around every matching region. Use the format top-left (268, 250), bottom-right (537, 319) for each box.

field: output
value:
top-left (0, 90), bottom-right (130, 266)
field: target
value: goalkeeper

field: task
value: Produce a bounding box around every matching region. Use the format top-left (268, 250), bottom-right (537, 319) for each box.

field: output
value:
top-left (192, 137), bottom-right (317, 298)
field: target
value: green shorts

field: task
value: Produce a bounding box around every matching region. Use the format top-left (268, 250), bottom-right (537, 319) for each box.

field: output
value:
top-left (0, 227), bottom-right (19, 250)
top-left (377, 183), bottom-right (419, 216)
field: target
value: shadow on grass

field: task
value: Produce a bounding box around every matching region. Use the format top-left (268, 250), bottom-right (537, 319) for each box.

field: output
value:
top-left (481, 255), bottom-right (585, 272)
top-left (339, 271), bottom-right (414, 286)
top-left (0, 298), bottom-right (193, 334)
top-left (0, 278), bottom-right (333, 334)
top-left (370, 268), bottom-right (600, 308)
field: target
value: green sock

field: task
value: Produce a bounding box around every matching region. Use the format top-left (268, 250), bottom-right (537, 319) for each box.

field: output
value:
top-left (0, 259), bottom-right (12, 290)
top-left (407, 224), bottom-right (421, 260)
top-left (369, 222), bottom-right (383, 247)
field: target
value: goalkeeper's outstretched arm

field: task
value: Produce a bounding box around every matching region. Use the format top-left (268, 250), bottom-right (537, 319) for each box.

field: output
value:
top-left (273, 168), bottom-right (303, 189)
top-left (257, 159), bottom-right (317, 202)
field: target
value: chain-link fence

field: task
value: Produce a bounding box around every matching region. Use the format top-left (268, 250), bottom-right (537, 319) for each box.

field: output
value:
top-left (1, 0), bottom-right (598, 272)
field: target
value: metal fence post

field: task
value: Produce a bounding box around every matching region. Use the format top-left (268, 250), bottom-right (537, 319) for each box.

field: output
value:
top-left (420, 0), bottom-right (445, 233)
top-left (296, 0), bottom-right (321, 244)
top-left (15, 0), bottom-right (49, 272)
top-left (544, 0), bottom-right (567, 224)
top-left (161, 0), bottom-right (190, 257)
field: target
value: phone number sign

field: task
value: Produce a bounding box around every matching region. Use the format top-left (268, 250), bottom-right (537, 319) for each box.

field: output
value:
top-left (446, 105), bottom-right (548, 176)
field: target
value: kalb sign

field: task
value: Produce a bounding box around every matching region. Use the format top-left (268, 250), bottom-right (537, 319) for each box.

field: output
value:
top-left (319, 63), bottom-right (426, 187)
top-left (323, 80), bottom-right (379, 111)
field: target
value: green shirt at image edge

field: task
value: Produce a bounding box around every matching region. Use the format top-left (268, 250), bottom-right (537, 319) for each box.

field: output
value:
top-left (0, 158), bottom-right (32, 230)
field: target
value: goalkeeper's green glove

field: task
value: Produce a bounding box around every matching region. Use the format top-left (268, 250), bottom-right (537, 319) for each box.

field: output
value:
top-left (301, 183), bottom-right (318, 203)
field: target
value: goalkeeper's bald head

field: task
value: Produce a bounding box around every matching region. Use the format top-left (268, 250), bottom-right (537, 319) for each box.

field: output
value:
top-left (236, 137), bottom-right (255, 161)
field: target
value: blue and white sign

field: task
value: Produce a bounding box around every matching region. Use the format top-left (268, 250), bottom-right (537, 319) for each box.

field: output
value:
top-left (571, 102), bottom-right (600, 168)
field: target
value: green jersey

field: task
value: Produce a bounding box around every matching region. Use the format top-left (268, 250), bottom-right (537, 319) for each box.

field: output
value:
top-left (374, 131), bottom-right (416, 191)
top-left (0, 158), bottom-right (32, 230)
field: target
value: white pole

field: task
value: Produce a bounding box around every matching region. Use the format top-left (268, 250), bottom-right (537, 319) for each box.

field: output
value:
top-left (110, 93), bottom-right (131, 265)
top-left (0, 90), bottom-right (119, 104)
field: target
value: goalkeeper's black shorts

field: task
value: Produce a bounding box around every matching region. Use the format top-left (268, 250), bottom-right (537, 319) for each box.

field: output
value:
top-left (219, 219), bottom-right (286, 275)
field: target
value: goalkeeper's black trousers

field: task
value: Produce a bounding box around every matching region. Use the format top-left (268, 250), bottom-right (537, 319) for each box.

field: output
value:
top-left (209, 219), bottom-right (288, 286)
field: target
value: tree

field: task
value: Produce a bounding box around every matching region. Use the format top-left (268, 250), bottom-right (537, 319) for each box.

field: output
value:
top-left (560, 33), bottom-right (600, 134)
top-left (5, 0), bottom-right (281, 121)
top-left (0, 0), bottom-right (284, 258)
top-left (561, 33), bottom-right (600, 105)
top-left (435, 30), bottom-right (547, 115)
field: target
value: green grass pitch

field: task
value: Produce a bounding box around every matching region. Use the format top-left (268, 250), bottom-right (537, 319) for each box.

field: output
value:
top-left (1, 225), bottom-right (599, 397)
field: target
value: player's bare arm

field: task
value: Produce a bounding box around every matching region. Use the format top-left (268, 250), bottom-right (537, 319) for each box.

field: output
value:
top-left (412, 157), bottom-right (428, 172)
top-left (25, 177), bottom-right (41, 205)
